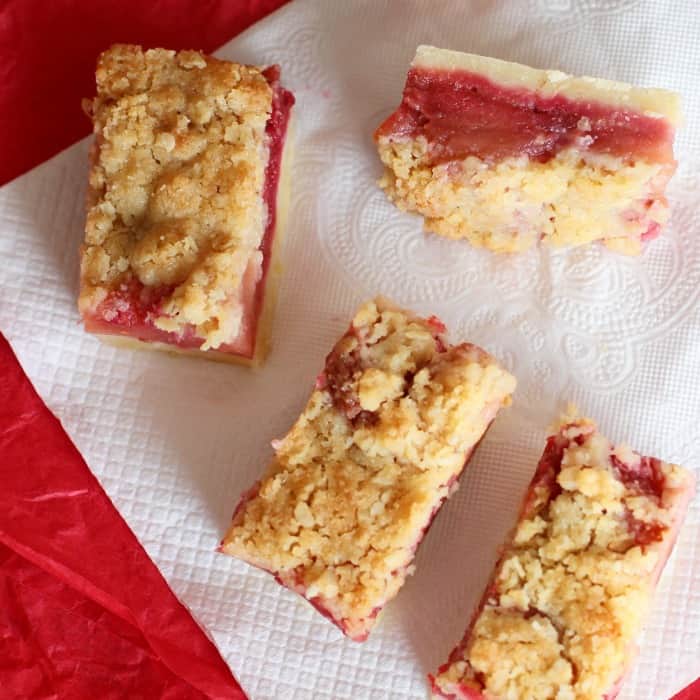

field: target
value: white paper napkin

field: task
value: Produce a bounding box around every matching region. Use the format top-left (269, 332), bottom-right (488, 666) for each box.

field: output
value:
top-left (1, 1), bottom-right (698, 698)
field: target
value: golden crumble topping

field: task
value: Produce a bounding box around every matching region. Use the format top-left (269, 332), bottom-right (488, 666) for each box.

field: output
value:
top-left (80, 44), bottom-right (273, 348)
top-left (222, 298), bottom-right (516, 639)
top-left (377, 139), bottom-right (673, 255)
top-left (432, 411), bottom-right (695, 700)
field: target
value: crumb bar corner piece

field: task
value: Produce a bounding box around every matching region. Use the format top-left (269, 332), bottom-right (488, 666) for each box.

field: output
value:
top-left (375, 45), bottom-right (681, 255)
top-left (79, 44), bottom-right (294, 364)
top-left (221, 297), bottom-right (516, 641)
top-left (430, 408), bottom-right (695, 700)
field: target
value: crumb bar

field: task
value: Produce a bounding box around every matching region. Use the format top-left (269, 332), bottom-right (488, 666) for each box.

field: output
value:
top-left (79, 44), bottom-right (294, 364)
top-left (221, 298), bottom-right (516, 640)
top-left (376, 46), bottom-right (680, 254)
top-left (431, 409), bottom-right (695, 700)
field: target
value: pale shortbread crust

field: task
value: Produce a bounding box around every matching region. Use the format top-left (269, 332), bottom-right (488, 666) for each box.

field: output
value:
top-left (222, 299), bottom-right (516, 639)
top-left (432, 410), bottom-right (695, 700)
top-left (378, 144), bottom-right (673, 254)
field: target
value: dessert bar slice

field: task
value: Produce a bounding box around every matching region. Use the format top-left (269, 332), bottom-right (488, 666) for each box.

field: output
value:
top-left (79, 44), bottom-right (294, 364)
top-left (376, 46), bottom-right (681, 254)
top-left (221, 298), bottom-right (516, 641)
top-left (431, 409), bottom-right (695, 700)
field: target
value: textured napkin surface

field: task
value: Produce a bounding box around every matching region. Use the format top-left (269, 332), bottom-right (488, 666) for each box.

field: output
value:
top-left (1, 1), bottom-right (698, 698)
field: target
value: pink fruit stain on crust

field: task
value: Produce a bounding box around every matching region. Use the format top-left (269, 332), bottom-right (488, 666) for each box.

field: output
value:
top-left (320, 314), bottom-right (449, 425)
top-left (269, 565), bottom-right (382, 642)
top-left (625, 509), bottom-right (666, 547)
top-left (321, 323), bottom-right (370, 423)
top-left (519, 430), bottom-right (577, 518)
top-left (427, 315), bottom-right (448, 352)
top-left (611, 454), bottom-right (666, 499)
top-left (84, 70), bottom-right (295, 359)
top-left (303, 594), bottom-right (381, 643)
top-left (426, 314), bottom-right (447, 335)
top-left (86, 258), bottom-right (260, 355)
top-left (376, 67), bottom-right (675, 166)
top-left (314, 372), bottom-right (328, 390)
top-left (256, 65), bottom-right (295, 346)
top-left (612, 453), bottom-right (668, 547)
top-left (428, 675), bottom-right (486, 699)
top-left (641, 221), bottom-right (662, 242)
top-left (96, 279), bottom-right (174, 328)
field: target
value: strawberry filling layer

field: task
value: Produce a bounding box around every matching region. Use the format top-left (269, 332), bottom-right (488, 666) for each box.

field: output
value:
top-left (376, 67), bottom-right (675, 166)
top-left (84, 70), bottom-right (294, 358)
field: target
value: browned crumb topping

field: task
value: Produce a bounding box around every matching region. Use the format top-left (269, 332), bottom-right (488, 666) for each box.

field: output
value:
top-left (222, 299), bottom-right (516, 638)
top-left (80, 44), bottom-right (273, 348)
top-left (433, 410), bottom-right (695, 700)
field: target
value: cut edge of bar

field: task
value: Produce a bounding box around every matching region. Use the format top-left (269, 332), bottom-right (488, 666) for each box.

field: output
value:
top-left (413, 45), bottom-right (682, 126)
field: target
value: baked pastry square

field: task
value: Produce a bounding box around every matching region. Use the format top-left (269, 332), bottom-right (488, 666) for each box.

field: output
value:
top-left (431, 409), bottom-right (695, 700)
top-left (221, 298), bottom-right (516, 641)
top-left (79, 44), bottom-right (294, 364)
top-left (376, 46), bottom-right (681, 254)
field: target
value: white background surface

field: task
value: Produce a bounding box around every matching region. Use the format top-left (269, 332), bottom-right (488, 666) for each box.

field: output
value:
top-left (0, 1), bottom-right (698, 698)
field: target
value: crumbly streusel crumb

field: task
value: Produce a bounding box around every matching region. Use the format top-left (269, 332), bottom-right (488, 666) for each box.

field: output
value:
top-left (432, 412), bottom-right (695, 700)
top-left (222, 298), bottom-right (516, 638)
top-left (80, 44), bottom-right (273, 348)
top-left (376, 138), bottom-right (673, 255)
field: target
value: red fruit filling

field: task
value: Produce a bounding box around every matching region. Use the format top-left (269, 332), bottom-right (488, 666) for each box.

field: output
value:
top-left (376, 67), bottom-right (675, 166)
top-left (320, 316), bottom-right (448, 425)
top-left (611, 454), bottom-right (666, 500)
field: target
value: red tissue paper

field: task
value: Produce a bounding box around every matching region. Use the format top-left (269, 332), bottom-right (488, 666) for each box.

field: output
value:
top-left (0, 333), bottom-right (247, 699)
top-left (673, 681), bottom-right (700, 700)
top-left (0, 0), bottom-right (290, 186)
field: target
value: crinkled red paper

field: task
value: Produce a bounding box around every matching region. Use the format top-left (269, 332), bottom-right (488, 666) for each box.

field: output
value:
top-left (673, 682), bottom-right (700, 700)
top-left (0, 333), bottom-right (247, 699)
top-left (0, 0), bottom-right (289, 185)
